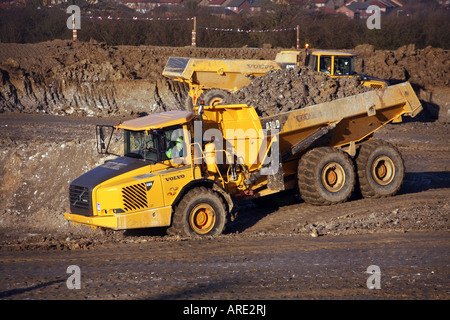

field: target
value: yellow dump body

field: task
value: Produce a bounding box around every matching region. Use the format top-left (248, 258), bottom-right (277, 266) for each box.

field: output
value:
top-left (162, 57), bottom-right (282, 93)
top-left (203, 82), bottom-right (420, 162)
top-left (262, 81), bottom-right (421, 149)
top-left (199, 82), bottom-right (421, 197)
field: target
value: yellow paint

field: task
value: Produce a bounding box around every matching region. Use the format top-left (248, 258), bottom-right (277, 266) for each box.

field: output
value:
top-left (116, 110), bottom-right (194, 131)
top-left (65, 206), bottom-right (172, 230)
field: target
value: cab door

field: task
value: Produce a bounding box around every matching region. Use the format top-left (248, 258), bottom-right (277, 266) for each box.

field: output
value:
top-left (159, 125), bottom-right (194, 206)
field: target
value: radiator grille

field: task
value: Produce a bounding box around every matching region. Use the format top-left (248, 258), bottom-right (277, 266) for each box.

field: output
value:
top-left (122, 183), bottom-right (149, 212)
top-left (370, 84), bottom-right (383, 89)
top-left (69, 185), bottom-right (91, 216)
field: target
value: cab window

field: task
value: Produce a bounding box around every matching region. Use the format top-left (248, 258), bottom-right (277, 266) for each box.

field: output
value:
top-left (308, 55), bottom-right (318, 71)
top-left (124, 130), bottom-right (158, 162)
top-left (334, 57), bottom-right (354, 76)
top-left (320, 56), bottom-right (332, 74)
top-left (163, 127), bottom-right (186, 160)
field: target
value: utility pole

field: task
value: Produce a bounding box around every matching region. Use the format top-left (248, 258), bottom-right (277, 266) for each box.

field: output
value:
top-left (192, 16), bottom-right (197, 47)
top-left (72, 15), bottom-right (77, 41)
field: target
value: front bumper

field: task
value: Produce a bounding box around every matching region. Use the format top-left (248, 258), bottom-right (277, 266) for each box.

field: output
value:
top-left (64, 206), bottom-right (172, 230)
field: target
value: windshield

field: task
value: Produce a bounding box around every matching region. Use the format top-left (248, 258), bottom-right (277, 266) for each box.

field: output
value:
top-left (334, 56), bottom-right (355, 76)
top-left (124, 130), bottom-right (158, 161)
top-left (124, 127), bottom-right (186, 162)
top-left (319, 56), bottom-right (332, 74)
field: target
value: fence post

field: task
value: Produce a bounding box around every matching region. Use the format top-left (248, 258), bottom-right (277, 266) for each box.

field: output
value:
top-left (72, 15), bottom-right (77, 41)
top-left (192, 16), bottom-right (197, 47)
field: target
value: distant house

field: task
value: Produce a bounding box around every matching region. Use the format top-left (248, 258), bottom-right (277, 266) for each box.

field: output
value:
top-left (369, 0), bottom-right (403, 12)
top-left (117, 0), bottom-right (184, 12)
top-left (249, 0), bottom-right (268, 13)
top-left (438, 0), bottom-right (450, 9)
top-left (206, 0), bottom-right (230, 6)
top-left (318, 6), bottom-right (338, 15)
top-left (226, 0), bottom-right (250, 13)
top-left (336, 0), bottom-right (403, 19)
top-left (311, 0), bottom-right (334, 9)
top-left (155, 0), bottom-right (184, 6)
top-left (311, 0), bottom-right (348, 10)
top-left (336, 1), bottom-right (369, 19)
top-left (48, 0), bottom-right (67, 5)
top-left (336, 0), bottom-right (402, 19)
top-left (118, 0), bottom-right (154, 12)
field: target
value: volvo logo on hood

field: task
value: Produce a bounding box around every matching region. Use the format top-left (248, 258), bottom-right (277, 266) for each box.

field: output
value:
top-left (101, 161), bottom-right (128, 170)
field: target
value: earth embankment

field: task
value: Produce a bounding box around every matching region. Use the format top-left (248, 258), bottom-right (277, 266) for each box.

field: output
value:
top-left (0, 41), bottom-right (448, 121)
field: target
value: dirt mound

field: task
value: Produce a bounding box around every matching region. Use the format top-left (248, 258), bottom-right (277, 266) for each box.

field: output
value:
top-left (353, 44), bottom-right (449, 88)
top-left (0, 40), bottom-right (449, 120)
top-left (223, 66), bottom-right (371, 117)
top-left (0, 40), bottom-right (279, 117)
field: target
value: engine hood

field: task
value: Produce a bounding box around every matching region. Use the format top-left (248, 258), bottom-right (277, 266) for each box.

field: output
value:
top-left (70, 156), bottom-right (150, 190)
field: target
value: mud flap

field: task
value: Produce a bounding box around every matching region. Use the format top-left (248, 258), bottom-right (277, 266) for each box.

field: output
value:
top-left (267, 162), bottom-right (285, 191)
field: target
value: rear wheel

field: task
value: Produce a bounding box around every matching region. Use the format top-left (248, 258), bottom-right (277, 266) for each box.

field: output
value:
top-left (201, 89), bottom-right (229, 106)
top-left (168, 187), bottom-right (227, 237)
top-left (356, 139), bottom-right (404, 198)
top-left (298, 147), bottom-right (355, 205)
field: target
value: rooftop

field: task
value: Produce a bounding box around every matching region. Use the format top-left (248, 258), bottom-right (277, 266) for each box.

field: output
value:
top-left (116, 110), bottom-right (195, 131)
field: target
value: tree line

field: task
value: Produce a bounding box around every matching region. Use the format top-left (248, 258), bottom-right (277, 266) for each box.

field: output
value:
top-left (0, 4), bottom-right (448, 49)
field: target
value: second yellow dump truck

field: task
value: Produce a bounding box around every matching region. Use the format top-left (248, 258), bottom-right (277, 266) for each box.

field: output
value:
top-left (162, 50), bottom-right (388, 108)
top-left (65, 81), bottom-right (421, 237)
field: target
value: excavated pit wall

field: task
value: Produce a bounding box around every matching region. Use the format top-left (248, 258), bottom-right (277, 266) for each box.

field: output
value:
top-left (1, 41), bottom-right (448, 121)
top-left (0, 40), bottom-right (280, 117)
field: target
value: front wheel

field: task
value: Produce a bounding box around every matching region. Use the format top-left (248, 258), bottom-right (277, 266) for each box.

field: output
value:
top-left (355, 139), bottom-right (404, 198)
top-left (168, 187), bottom-right (227, 237)
top-left (298, 147), bottom-right (355, 205)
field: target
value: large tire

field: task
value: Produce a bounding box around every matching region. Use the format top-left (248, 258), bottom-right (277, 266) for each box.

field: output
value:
top-left (355, 139), bottom-right (404, 198)
top-left (201, 89), bottom-right (229, 106)
top-left (298, 147), bottom-right (355, 205)
top-left (168, 187), bottom-right (227, 237)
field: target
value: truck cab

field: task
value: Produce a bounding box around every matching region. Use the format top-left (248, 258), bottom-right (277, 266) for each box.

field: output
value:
top-left (307, 51), bottom-right (388, 89)
top-left (65, 110), bottom-right (202, 231)
top-left (269, 50), bottom-right (388, 89)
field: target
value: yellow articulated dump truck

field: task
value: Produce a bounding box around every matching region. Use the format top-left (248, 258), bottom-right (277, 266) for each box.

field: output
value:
top-left (64, 82), bottom-right (421, 237)
top-left (162, 50), bottom-right (388, 108)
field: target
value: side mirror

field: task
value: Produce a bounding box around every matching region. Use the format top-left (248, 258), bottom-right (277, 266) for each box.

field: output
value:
top-left (96, 125), bottom-right (115, 154)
